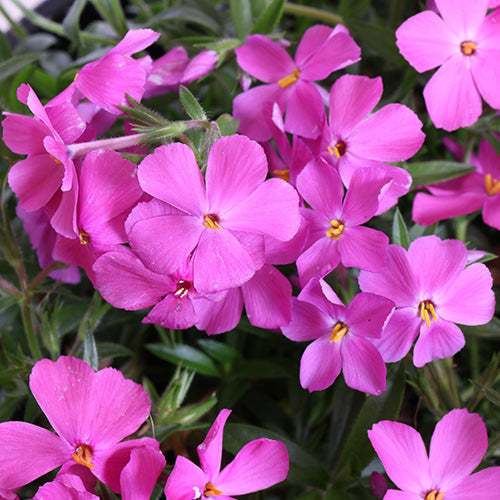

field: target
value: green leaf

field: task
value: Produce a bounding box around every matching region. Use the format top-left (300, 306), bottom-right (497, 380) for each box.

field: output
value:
top-left (231, 358), bottom-right (291, 378)
top-left (344, 19), bottom-right (404, 65)
top-left (470, 381), bottom-right (500, 406)
top-left (83, 324), bottom-right (98, 371)
top-left (146, 7), bottom-right (221, 35)
top-left (335, 361), bottom-right (406, 478)
top-left (462, 316), bottom-right (500, 339)
top-left (224, 423), bottom-right (330, 488)
top-left (251, 0), bottom-right (286, 34)
top-left (392, 207), bottom-right (410, 249)
top-left (179, 85), bottom-right (207, 120)
top-left (338, 0), bottom-right (370, 18)
top-left (231, 0), bottom-right (253, 39)
top-left (0, 54), bottom-right (43, 83)
top-left (197, 338), bottom-right (240, 364)
top-left (97, 342), bottom-right (134, 360)
top-left (63, 0), bottom-right (88, 46)
top-left (146, 343), bottom-right (222, 376)
top-left (216, 113), bottom-right (239, 136)
top-left (406, 161), bottom-right (475, 187)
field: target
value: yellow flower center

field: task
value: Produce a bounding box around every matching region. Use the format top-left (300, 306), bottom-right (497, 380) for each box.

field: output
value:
top-left (485, 174), bottom-right (500, 196)
top-left (278, 68), bottom-right (300, 88)
top-left (326, 219), bottom-right (345, 240)
top-left (460, 41), bottom-right (477, 56)
top-left (328, 140), bottom-right (347, 158)
top-left (79, 231), bottom-right (90, 245)
top-left (204, 214), bottom-right (221, 229)
top-left (425, 489), bottom-right (445, 500)
top-left (203, 482), bottom-right (223, 497)
top-left (273, 168), bottom-right (290, 182)
top-left (71, 444), bottom-right (94, 469)
top-left (420, 300), bottom-right (437, 328)
top-left (330, 321), bottom-right (348, 343)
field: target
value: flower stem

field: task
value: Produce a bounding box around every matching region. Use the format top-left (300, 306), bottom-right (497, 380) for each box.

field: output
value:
top-left (21, 298), bottom-right (42, 360)
top-left (284, 3), bottom-right (344, 25)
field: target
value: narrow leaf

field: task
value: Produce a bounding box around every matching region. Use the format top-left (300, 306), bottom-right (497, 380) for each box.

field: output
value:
top-left (179, 85), bottom-right (207, 120)
top-left (0, 54), bottom-right (42, 82)
top-left (63, 0), bottom-right (88, 46)
top-left (231, 0), bottom-right (253, 39)
top-left (406, 161), bottom-right (475, 187)
top-left (83, 325), bottom-right (99, 371)
top-left (392, 207), bottom-right (410, 249)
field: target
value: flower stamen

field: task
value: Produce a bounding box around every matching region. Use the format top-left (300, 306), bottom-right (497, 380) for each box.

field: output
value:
top-left (71, 444), bottom-right (94, 469)
top-left (425, 489), bottom-right (445, 500)
top-left (278, 68), bottom-right (300, 88)
top-left (328, 140), bottom-right (347, 158)
top-left (330, 322), bottom-right (348, 343)
top-left (79, 231), bottom-right (90, 245)
top-left (203, 482), bottom-right (223, 497)
top-left (273, 168), bottom-right (290, 182)
top-left (204, 214), bottom-right (221, 229)
top-left (460, 41), bottom-right (477, 56)
top-left (174, 280), bottom-right (191, 298)
top-left (420, 300), bottom-right (437, 328)
top-left (326, 219), bottom-right (345, 239)
top-left (485, 174), bottom-right (500, 196)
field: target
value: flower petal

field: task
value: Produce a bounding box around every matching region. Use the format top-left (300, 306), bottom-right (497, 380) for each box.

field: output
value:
top-left (216, 438), bottom-right (289, 495)
top-left (164, 455), bottom-right (207, 500)
top-left (446, 467), bottom-right (500, 500)
top-left (429, 408), bottom-right (487, 491)
top-left (368, 420), bottom-right (431, 493)
top-left (0, 422), bottom-right (69, 489)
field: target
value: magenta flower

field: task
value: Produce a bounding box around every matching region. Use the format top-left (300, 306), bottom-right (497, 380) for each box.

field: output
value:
top-left (52, 149), bottom-right (143, 284)
top-left (281, 278), bottom-right (394, 395)
top-left (368, 409), bottom-right (500, 500)
top-left (128, 135), bottom-right (300, 294)
top-left (295, 157), bottom-right (390, 285)
top-left (358, 235), bottom-right (494, 367)
top-left (74, 29), bottom-right (160, 114)
top-left (308, 74), bottom-right (424, 214)
top-left (233, 24), bottom-right (360, 140)
top-left (144, 47), bottom-right (218, 98)
top-left (3, 84), bottom-right (85, 237)
top-left (396, 0), bottom-right (500, 131)
top-left (164, 409), bottom-right (289, 500)
top-left (31, 474), bottom-right (98, 500)
top-left (0, 356), bottom-right (159, 494)
top-left (413, 138), bottom-right (500, 230)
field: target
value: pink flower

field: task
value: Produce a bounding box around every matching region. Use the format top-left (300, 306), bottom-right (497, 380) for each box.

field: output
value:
top-left (358, 235), bottom-right (494, 367)
top-left (412, 138), bottom-right (500, 230)
top-left (3, 84), bottom-right (85, 237)
top-left (0, 356), bottom-right (160, 494)
top-left (396, 0), bottom-right (500, 131)
top-left (368, 408), bottom-right (500, 500)
top-left (233, 25), bottom-right (360, 140)
top-left (144, 47), bottom-right (218, 98)
top-left (52, 149), bottom-right (143, 284)
top-left (307, 74), bottom-right (424, 214)
top-left (128, 135), bottom-right (300, 294)
top-left (295, 158), bottom-right (390, 285)
top-left (164, 409), bottom-right (289, 500)
top-left (281, 278), bottom-right (394, 395)
top-left (74, 29), bottom-right (160, 114)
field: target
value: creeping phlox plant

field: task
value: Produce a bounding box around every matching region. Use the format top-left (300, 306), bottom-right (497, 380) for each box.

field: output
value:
top-left (0, 0), bottom-right (499, 499)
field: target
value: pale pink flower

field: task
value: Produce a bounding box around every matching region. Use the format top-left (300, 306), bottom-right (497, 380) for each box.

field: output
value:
top-left (368, 409), bottom-right (500, 500)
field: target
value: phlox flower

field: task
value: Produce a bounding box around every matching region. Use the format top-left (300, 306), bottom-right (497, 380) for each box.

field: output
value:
top-left (144, 47), bottom-right (218, 98)
top-left (164, 409), bottom-right (289, 500)
top-left (412, 137), bottom-right (500, 230)
top-left (128, 134), bottom-right (300, 294)
top-left (0, 356), bottom-right (163, 495)
top-left (396, 0), bottom-right (500, 131)
top-left (295, 158), bottom-right (390, 286)
top-left (52, 149), bottom-right (143, 284)
top-left (233, 24), bottom-right (361, 140)
top-left (358, 235), bottom-right (494, 367)
top-left (73, 29), bottom-right (160, 114)
top-left (3, 84), bottom-right (85, 237)
top-left (281, 278), bottom-right (394, 395)
top-left (307, 74), bottom-right (425, 214)
top-left (31, 474), bottom-right (98, 500)
top-left (368, 408), bottom-right (500, 500)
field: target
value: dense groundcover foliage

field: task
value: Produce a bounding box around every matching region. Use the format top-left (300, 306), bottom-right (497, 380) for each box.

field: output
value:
top-left (0, 0), bottom-right (499, 498)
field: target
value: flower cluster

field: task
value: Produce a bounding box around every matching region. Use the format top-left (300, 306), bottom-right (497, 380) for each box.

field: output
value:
top-left (0, 357), bottom-right (289, 499)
